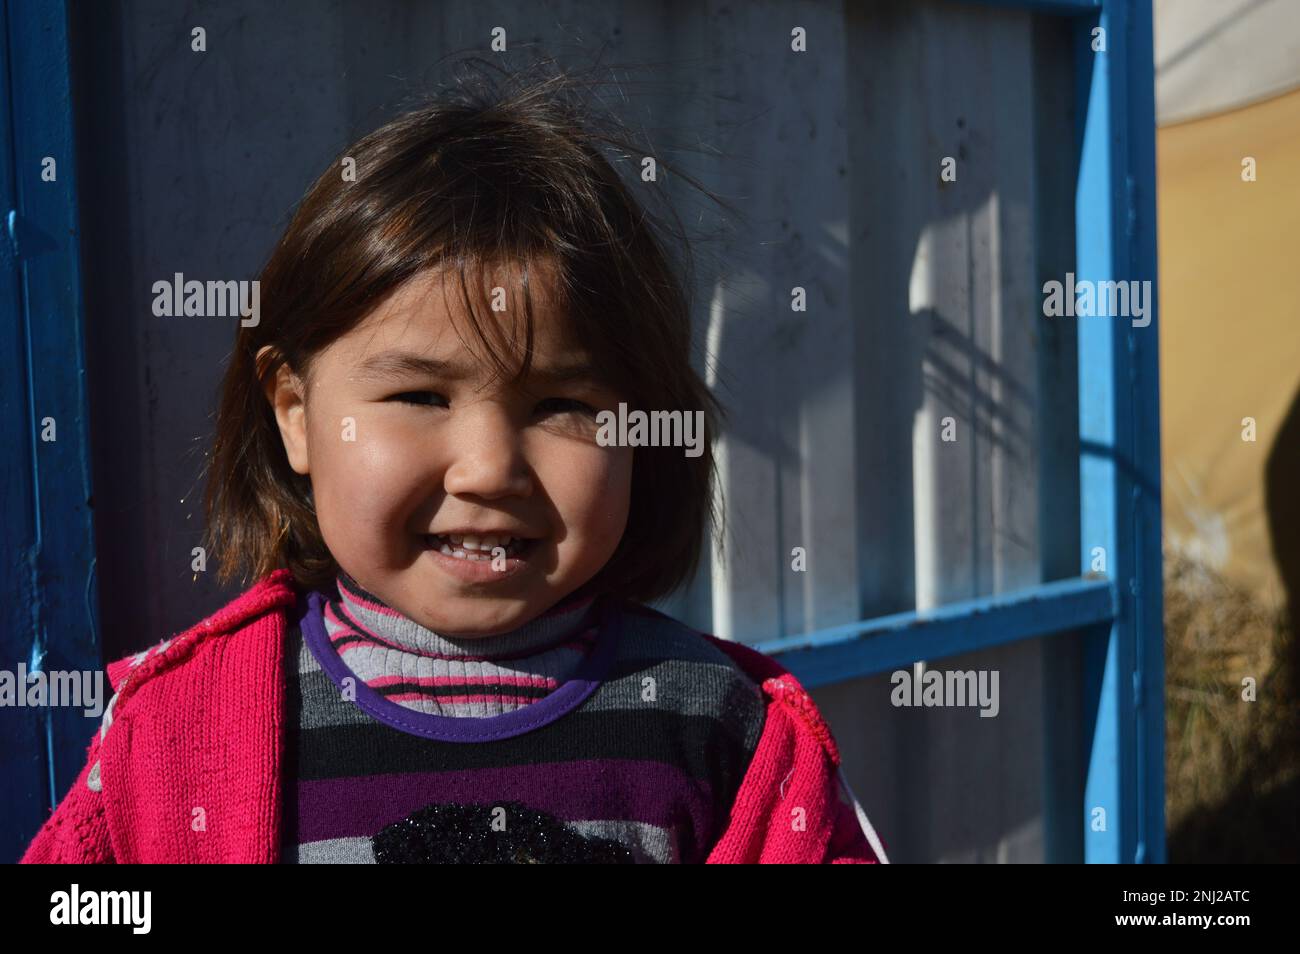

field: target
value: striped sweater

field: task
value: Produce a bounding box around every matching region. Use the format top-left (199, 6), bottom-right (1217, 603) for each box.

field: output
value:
top-left (281, 581), bottom-right (770, 863)
top-left (20, 570), bottom-right (886, 864)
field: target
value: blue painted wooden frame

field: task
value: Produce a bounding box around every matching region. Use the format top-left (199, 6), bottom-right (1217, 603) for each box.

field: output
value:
top-left (1072, 0), bottom-right (1165, 868)
top-left (755, 576), bottom-right (1119, 686)
top-left (0, 0), bottom-right (101, 864)
top-left (762, 0), bottom-right (1165, 864)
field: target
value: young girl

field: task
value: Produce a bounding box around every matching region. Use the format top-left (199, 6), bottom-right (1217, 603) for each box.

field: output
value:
top-left (22, 72), bottom-right (886, 865)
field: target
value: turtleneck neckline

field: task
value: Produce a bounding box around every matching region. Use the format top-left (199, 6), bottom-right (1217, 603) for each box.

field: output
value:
top-left (297, 575), bottom-right (622, 742)
top-left (332, 569), bottom-right (601, 658)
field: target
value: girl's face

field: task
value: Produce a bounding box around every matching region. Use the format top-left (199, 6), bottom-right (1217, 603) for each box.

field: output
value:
top-left (263, 263), bottom-right (633, 637)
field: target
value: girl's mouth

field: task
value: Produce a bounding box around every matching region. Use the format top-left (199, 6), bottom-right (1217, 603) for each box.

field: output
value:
top-left (422, 533), bottom-right (535, 561)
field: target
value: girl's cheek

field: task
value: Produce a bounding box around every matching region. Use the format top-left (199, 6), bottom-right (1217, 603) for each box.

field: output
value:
top-left (546, 439), bottom-right (624, 489)
top-left (354, 428), bottom-right (419, 477)
top-left (592, 444), bottom-right (633, 494)
top-left (314, 416), bottom-right (429, 509)
top-left (572, 447), bottom-right (633, 534)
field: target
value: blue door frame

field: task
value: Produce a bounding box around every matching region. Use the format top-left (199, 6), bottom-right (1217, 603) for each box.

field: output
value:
top-left (3, 0), bottom-right (1161, 863)
top-left (1, 0), bottom-right (101, 864)
top-left (758, 0), bottom-right (1165, 864)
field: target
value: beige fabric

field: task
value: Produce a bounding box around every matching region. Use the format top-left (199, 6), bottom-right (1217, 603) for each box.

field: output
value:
top-left (1158, 86), bottom-right (1300, 607)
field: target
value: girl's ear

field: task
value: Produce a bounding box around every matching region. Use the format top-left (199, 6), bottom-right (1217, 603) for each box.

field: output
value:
top-left (258, 345), bottom-right (311, 476)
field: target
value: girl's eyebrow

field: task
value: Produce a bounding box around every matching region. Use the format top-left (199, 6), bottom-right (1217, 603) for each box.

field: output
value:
top-left (354, 350), bottom-right (468, 380)
top-left (354, 348), bottom-right (604, 386)
top-left (532, 360), bottom-right (605, 385)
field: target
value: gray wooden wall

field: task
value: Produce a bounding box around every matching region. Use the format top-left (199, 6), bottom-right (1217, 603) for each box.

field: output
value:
top-left (71, 0), bottom-right (1083, 861)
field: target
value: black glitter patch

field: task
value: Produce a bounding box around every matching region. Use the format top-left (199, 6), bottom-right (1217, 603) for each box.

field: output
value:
top-left (372, 801), bottom-right (637, 864)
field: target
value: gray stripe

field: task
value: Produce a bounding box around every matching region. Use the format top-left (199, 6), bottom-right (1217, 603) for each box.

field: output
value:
top-left (292, 837), bottom-right (376, 864)
top-left (298, 636), bottom-right (323, 675)
top-left (295, 666), bottom-right (376, 730)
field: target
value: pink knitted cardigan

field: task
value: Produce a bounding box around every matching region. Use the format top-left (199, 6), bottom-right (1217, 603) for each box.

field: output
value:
top-left (20, 570), bottom-right (886, 864)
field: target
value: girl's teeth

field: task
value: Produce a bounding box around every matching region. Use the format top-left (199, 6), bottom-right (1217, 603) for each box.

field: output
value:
top-left (447, 535), bottom-right (516, 551)
top-left (431, 534), bottom-right (528, 559)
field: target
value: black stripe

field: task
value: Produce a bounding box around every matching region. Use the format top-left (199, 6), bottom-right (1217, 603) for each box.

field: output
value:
top-left (293, 707), bottom-right (761, 798)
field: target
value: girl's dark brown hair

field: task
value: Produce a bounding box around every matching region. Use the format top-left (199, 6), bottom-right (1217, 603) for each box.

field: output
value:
top-left (202, 58), bottom-right (731, 605)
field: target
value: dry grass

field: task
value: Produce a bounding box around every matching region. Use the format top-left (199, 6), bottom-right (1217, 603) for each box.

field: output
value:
top-left (1163, 548), bottom-right (1300, 862)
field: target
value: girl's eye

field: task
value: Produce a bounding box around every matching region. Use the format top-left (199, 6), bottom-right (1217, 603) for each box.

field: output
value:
top-left (390, 391), bottom-right (448, 408)
top-left (536, 397), bottom-right (597, 417)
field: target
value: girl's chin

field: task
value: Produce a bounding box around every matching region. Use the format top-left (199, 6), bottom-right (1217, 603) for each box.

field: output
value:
top-left (413, 605), bottom-right (537, 638)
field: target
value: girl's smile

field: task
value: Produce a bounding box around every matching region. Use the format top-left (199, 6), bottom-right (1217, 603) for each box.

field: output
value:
top-left (421, 530), bottom-right (538, 582)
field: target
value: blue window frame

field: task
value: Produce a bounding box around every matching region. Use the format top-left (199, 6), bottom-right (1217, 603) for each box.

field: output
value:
top-left (755, 0), bottom-right (1165, 864)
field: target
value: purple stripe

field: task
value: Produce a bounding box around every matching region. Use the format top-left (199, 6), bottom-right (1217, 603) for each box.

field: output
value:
top-left (295, 760), bottom-right (713, 843)
top-left (299, 588), bottom-right (620, 742)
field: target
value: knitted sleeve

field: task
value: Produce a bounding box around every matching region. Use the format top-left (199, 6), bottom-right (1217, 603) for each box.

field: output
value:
top-left (19, 726), bottom-right (115, 864)
top-left (706, 675), bottom-right (885, 864)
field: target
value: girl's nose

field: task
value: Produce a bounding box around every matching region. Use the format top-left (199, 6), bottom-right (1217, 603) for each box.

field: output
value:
top-left (442, 405), bottom-right (534, 500)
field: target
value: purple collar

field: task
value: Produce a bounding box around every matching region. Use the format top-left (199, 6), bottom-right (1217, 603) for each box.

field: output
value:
top-left (298, 587), bottom-right (620, 742)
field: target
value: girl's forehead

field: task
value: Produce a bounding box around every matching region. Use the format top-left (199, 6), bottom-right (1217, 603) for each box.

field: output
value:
top-left (325, 264), bottom-right (587, 384)
top-left (349, 262), bottom-right (573, 351)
